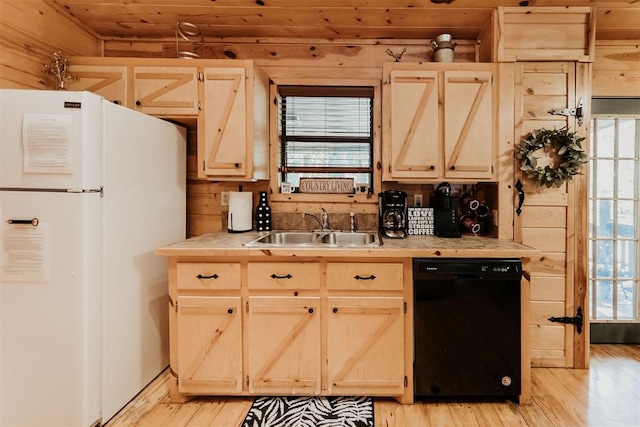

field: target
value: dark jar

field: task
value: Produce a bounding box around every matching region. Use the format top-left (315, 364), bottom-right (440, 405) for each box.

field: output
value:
top-left (256, 191), bottom-right (272, 232)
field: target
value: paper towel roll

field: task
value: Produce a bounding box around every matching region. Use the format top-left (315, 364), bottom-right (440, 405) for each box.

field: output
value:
top-left (228, 191), bottom-right (253, 232)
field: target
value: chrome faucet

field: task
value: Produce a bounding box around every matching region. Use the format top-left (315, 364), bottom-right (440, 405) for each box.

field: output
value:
top-left (302, 208), bottom-right (329, 231)
top-left (349, 212), bottom-right (357, 232)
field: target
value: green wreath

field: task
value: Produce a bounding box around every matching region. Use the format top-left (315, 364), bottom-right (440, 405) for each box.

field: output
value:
top-left (515, 127), bottom-right (588, 188)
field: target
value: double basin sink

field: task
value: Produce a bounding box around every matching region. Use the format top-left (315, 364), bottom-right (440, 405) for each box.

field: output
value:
top-left (244, 230), bottom-right (381, 247)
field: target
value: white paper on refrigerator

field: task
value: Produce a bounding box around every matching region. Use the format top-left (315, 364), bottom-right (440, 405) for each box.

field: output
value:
top-left (22, 113), bottom-right (73, 174)
top-left (0, 220), bottom-right (50, 283)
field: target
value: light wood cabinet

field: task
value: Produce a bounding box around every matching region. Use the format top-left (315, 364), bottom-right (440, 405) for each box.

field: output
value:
top-left (176, 296), bottom-right (243, 394)
top-left (199, 62), bottom-right (269, 180)
top-left (132, 66), bottom-right (199, 116)
top-left (169, 258), bottom-right (410, 402)
top-left (326, 262), bottom-right (405, 396)
top-left (247, 296), bottom-right (321, 394)
top-left (383, 63), bottom-right (496, 182)
top-left (66, 64), bottom-right (128, 106)
top-left (327, 296), bottom-right (405, 395)
top-left (68, 57), bottom-right (271, 181)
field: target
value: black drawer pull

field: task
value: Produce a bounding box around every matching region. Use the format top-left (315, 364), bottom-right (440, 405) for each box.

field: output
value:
top-left (354, 274), bottom-right (376, 281)
top-left (197, 273), bottom-right (219, 279)
top-left (332, 307), bottom-right (338, 314)
top-left (227, 308), bottom-right (234, 314)
top-left (308, 308), bottom-right (314, 314)
top-left (271, 273), bottom-right (293, 279)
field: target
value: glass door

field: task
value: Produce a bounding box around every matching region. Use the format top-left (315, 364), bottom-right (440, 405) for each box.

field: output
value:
top-left (589, 111), bottom-right (639, 326)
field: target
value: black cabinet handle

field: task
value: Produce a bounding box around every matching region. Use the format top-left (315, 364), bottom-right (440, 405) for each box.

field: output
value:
top-left (135, 100), bottom-right (141, 106)
top-left (430, 165), bottom-right (435, 170)
top-left (354, 274), bottom-right (376, 281)
top-left (308, 308), bottom-right (314, 314)
top-left (450, 165), bottom-right (456, 171)
top-left (197, 273), bottom-right (219, 279)
top-left (227, 308), bottom-right (234, 314)
top-left (332, 307), bottom-right (338, 313)
top-left (271, 273), bottom-right (293, 279)
top-left (515, 179), bottom-right (525, 216)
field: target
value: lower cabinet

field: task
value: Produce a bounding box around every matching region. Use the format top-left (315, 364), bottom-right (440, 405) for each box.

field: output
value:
top-left (176, 296), bottom-right (243, 394)
top-left (247, 296), bottom-right (321, 394)
top-left (327, 296), bottom-right (405, 395)
top-left (171, 259), bottom-right (409, 400)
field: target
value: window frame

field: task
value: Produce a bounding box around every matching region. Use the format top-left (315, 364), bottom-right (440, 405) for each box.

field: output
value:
top-left (268, 79), bottom-right (382, 205)
top-left (589, 112), bottom-right (640, 323)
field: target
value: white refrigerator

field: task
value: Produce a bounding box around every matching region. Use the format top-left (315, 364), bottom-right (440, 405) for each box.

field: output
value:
top-left (0, 90), bottom-right (186, 426)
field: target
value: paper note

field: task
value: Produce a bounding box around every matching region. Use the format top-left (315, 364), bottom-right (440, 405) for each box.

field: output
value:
top-left (0, 221), bottom-right (50, 283)
top-left (22, 114), bottom-right (73, 173)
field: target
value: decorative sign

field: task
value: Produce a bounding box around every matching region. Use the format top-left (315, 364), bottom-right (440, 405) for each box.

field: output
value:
top-left (407, 207), bottom-right (434, 235)
top-left (299, 178), bottom-right (354, 194)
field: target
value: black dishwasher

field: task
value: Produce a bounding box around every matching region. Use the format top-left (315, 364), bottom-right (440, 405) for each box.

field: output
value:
top-left (413, 258), bottom-right (521, 399)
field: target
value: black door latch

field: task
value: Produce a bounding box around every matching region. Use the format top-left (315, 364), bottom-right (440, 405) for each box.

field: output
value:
top-left (548, 306), bottom-right (584, 334)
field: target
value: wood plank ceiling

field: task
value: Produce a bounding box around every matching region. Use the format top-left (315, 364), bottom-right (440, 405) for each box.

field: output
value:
top-left (50, 0), bottom-right (640, 41)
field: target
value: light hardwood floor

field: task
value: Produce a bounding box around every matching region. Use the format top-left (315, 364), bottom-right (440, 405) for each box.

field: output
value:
top-left (106, 345), bottom-right (640, 426)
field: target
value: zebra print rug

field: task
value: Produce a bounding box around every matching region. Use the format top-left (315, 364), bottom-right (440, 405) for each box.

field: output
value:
top-left (241, 396), bottom-right (374, 427)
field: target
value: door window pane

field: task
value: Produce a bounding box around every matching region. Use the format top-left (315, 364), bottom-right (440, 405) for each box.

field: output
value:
top-left (589, 115), bottom-right (639, 322)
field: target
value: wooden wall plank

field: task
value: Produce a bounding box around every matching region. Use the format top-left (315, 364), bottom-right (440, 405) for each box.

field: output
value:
top-left (592, 42), bottom-right (640, 97)
top-left (0, 0), bottom-right (100, 89)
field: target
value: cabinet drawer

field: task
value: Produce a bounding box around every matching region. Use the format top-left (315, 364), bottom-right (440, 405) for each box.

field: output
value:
top-left (177, 263), bottom-right (241, 290)
top-left (327, 263), bottom-right (403, 291)
top-left (247, 262), bottom-right (320, 290)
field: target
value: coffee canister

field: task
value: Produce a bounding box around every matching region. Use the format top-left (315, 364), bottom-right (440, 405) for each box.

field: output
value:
top-left (431, 33), bottom-right (456, 63)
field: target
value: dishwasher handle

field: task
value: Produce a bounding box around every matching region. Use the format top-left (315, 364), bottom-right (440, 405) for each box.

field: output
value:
top-left (454, 273), bottom-right (482, 280)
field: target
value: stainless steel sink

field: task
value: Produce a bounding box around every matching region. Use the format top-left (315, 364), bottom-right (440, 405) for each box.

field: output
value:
top-left (243, 230), bottom-right (380, 247)
top-left (318, 232), bottom-right (378, 246)
top-left (249, 231), bottom-right (321, 245)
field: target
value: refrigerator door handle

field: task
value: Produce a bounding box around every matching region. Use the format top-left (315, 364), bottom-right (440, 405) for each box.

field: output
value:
top-left (0, 186), bottom-right (103, 196)
top-left (67, 186), bottom-right (104, 196)
top-left (7, 218), bottom-right (39, 226)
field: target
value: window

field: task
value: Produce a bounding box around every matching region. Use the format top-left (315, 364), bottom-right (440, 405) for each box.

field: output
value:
top-left (277, 86), bottom-right (374, 193)
top-left (589, 99), bottom-right (640, 323)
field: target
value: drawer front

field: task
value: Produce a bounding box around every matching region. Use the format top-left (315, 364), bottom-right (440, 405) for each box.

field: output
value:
top-left (177, 263), bottom-right (241, 290)
top-left (247, 262), bottom-right (320, 290)
top-left (327, 263), bottom-right (404, 291)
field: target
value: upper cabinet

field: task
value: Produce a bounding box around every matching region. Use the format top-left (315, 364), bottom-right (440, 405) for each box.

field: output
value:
top-left (382, 63), bottom-right (497, 182)
top-left (68, 57), bottom-right (270, 181)
top-left (67, 64), bottom-right (128, 106)
top-left (198, 62), bottom-right (269, 180)
top-left (132, 66), bottom-right (200, 116)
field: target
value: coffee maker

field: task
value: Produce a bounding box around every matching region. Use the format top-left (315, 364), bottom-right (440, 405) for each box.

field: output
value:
top-left (379, 190), bottom-right (408, 238)
top-left (431, 182), bottom-right (461, 238)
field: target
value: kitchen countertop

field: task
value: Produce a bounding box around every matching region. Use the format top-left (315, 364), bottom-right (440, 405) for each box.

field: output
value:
top-left (156, 231), bottom-right (539, 259)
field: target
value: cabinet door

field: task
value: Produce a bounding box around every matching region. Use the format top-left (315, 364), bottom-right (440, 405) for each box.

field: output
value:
top-left (200, 67), bottom-right (248, 178)
top-left (247, 296), bottom-right (321, 394)
top-left (327, 296), bottom-right (405, 396)
top-left (384, 70), bottom-right (440, 180)
top-left (66, 65), bottom-right (127, 106)
top-left (443, 70), bottom-right (494, 179)
top-left (177, 296), bottom-right (242, 394)
top-left (132, 66), bottom-right (199, 115)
